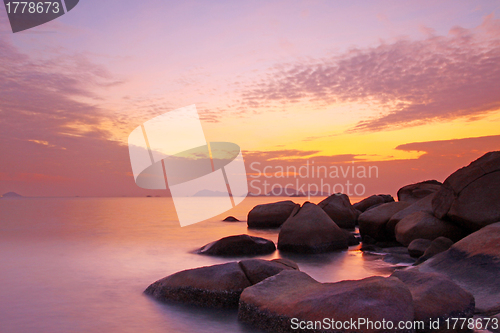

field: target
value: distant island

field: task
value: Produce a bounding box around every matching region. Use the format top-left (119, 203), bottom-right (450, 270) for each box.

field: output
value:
top-left (192, 189), bottom-right (229, 197)
top-left (248, 187), bottom-right (331, 197)
top-left (1, 192), bottom-right (24, 198)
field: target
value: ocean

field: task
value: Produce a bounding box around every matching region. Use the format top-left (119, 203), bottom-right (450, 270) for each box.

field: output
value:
top-left (0, 197), bottom-right (396, 333)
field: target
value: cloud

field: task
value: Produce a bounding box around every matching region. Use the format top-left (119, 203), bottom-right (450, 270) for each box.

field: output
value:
top-left (241, 15), bottom-right (500, 132)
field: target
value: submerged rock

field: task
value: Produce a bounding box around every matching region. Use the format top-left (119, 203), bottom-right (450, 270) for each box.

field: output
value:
top-left (432, 151), bottom-right (500, 231)
top-left (197, 234), bottom-right (276, 256)
top-left (238, 270), bottom-right (414, 333)
top-left (144, 259), bottom-right (298, 308)
top-left (398, 180), bottom-right (442, 204)
top-left (317, 193), bottom-right (358, 229)
top-left (418, 222), bottom-right (500, 315)
top-left (247, 200), bottom-right (299, 229)
top-left (278, 202), bottom-right (348, 253)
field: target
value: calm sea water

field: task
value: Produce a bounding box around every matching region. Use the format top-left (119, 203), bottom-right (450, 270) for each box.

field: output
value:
top-left (0, 197), bottom-right (396, 333)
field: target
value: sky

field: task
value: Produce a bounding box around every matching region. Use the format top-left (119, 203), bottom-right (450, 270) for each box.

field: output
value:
top-left (1, 0), bottom-right (500, 198)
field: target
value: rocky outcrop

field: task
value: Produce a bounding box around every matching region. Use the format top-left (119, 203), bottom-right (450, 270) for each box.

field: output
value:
top-left (197, 234), bottom-right (276, 256)
top-left (358, 201), bottom-right (412, 241)
top-left (395, 211), bottom-right (467, 246)
top-left (398, 180), bottom-right (442, 204)
top-left (432, 151), bottom-right (500, 231)
top-left (353, 194), bottom-right (395, 212)
top-left (247, 201), bottom-right (299, 228)
top-left (414, 237), bottom-right (453, 265)
top-left (387, 193), bottom-right (436, 235)
top-left (144, 259), bottom-right (298, 308)
top-left (408, 239), bottom-right (432, 258)
top-left (318, 193), bottom-right (358, 229)
top-left (418, 222), bottom-right (500, 315)
top-left (238, 270), bottom-right (415, 333)
top-left (391, 270), bottom-right (475, 332)
top-left (278, 202), bottom-right (348, 253)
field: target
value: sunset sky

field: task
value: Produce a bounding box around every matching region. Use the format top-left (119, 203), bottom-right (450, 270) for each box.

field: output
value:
top-left (1, 0), bottom-right (500, 197)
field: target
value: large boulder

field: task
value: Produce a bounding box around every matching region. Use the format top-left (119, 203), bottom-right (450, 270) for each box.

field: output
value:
top-left (432, 151), bottom-right (500, 231)
top-left (391, 270), bottom-right (475, 332)
top-left (144, 259), bottom-right (298, 308)
top-left (318, 193), bottom-right (358, 229)
top-left (247, 200), bottom-right (300, 228)
top-left (418, 222), bottom-right (500, 315)
top-left (238, 270), bottom-right (415, 333)
top-left (353, 194), bottom-right (395, 212)
top-left (278, 202), bottom-right (348, 253)
top-left (197, 234), bottom-right (276, 256)
top-left (395, 211), bottom-right (467, 246)
top-left (358, 201), bottom-right (412, 241)
top-left (387, 193), bottom-right (436, 235)
top-left (398, 180), bottom-right (442, 204)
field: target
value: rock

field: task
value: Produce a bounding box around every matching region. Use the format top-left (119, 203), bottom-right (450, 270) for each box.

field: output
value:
top-left (342, 229), bottom-right (360, 246)
top-left (433, 151), bottom-right (500, 231)
top-left (395, 211), bottom-right (467, 246)
top-left (418, 222), bottom-right (500, 315)
top-left (398, 180), bottom-right (442, 204)
top-left (222, 216), bottom-right (240, 222)
top-left (247, 200), bottom-right (300, 228)
top-left (197, 234), bottom-right (276, 256)
top-left (353, 194), bottom-right (395, 212)
top-left (387, 193), bottom-right (436, 235)
top-left (1, 191), bottom-right (24, 198)
top-left (318, 193), bottom-right (358, 229)
top-left (358, 201), bottom-right (412, 241)
top-left (408, 239), bottom-right (432, 258)
top-left (278, 202), bottom-right (348, 253)
top-left (414, 237), bottom-right (453, 265)
top-left (391, 270), bottom-right (475, 332)
top-left (238, 270), bottom-right (414, 333)
top-left (145, 259), bottom-right (298, 308)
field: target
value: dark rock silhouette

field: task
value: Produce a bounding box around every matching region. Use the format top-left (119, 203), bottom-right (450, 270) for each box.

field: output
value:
top-left (197, 234), bottom-right (276, 256)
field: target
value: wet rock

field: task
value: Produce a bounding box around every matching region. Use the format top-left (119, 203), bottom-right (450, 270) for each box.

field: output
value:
top-left (197, 234), bottom-right (276, 256)
top-left (395, 211), bottom-right (467, 246)
top-left (278, 202), bottom-right (348, 253)
top-left (222, 216), bottom-right (240, 222)
top-left (247, 200), bottom-right (299, 229)
top-left (318, 193), bottom-right (358, 229)
top-left (353, 194), bottom-right (395, 212)
top-left (392, 270), bottom-right (475, 332)
top-left (408, 239), bottom-right (433, 258)
top-left (238, 270), bottom-right (414, 333)
top-left (358, 201), bottom-right (412, 241)
top-left (414, 237), bottom-right (454, 265)
top-left (432, 151), bottom-right (500, 231)
top-left (418, 222), bottom-right (500, 315)
top-left (145, 259), bottom-right (298, 308)
top-left (398, 180), bottom-right (442, 204)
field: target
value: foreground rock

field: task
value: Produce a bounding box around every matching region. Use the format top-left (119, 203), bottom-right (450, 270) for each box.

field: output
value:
top-left (432, 151), bottom-right (500, 231)
top-left (395, 211), bottom-right (466, 246)
top-left (238, 270), bottom-right (414, 333)
top-left (145, 259), bottom-right (298, 308)
top-left (197, 234), bottom-right (276, 256)
top-left (318, 193), bottom-right (358, 229)
top-left (392, 270), bottom-right (475, 332)
top-left (418, 222), bottom-right (500, 315)
top-left (278, 202), bottom-right (348, 253)
top-left (408, 239), bottom-right (432, 258)
top-left (398, 180), bottom-right (442, 204)
top-left (353, 194), bottom-right (394, 212)
top-left (414, 237), bottom-right (454, 265)
top-left (358, 201), bottom-right (412, 241)
top-left (247, 201), bottom-right (299, 228)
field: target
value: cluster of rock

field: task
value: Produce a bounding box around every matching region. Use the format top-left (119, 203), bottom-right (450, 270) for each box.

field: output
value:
top-left (144, 151), bottom-right (500, 332)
